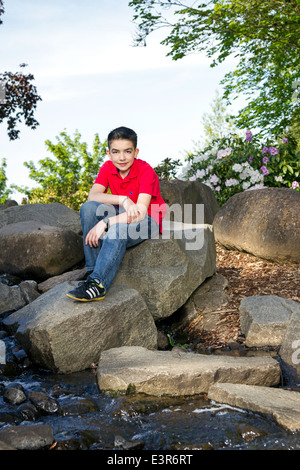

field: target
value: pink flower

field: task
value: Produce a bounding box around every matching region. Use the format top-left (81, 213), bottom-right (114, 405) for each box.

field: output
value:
top-left (245, 130), bottom-right (252, 142)
top-left (262, 156), bottom-right (270, 164)
top-left (282, 138), bottom-right (288, 143)
top-left (262, 146), bottom-right (269, 154)
top-left (269, 147), bottom-right (278, 155)
top-left (292, 181), bottom-right (299, 189)
top-left (260, 165), bottom-right (269, 176)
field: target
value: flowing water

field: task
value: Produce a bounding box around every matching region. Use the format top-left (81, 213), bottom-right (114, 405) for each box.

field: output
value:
top-left (1, 325), bottom-right (300, 451)
top-left (1, 364), bottom-right (300, 451)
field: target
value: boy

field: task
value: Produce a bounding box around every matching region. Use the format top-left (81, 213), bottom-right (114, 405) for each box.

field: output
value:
top-left (67, 126), bottom-right (166, 302)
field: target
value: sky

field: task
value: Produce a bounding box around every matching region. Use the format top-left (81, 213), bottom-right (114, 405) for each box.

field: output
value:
top-left (0, 0), bottom-right (245, 202)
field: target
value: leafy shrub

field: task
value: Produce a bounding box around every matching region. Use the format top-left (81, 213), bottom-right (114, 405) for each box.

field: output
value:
top-left (179, 131), bottom-right (300, 206)
top-left (15, 130), bottom-right (107, 210)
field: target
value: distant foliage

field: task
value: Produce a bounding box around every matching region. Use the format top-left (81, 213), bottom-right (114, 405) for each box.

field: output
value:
top-left (15, 130), bottom-right (107, 210)
top-left (153, 157), bottom-right (182, 180)
top-left (129, 0), bottom-right (300, 137)
top-left (0, 158), bottom-right (12, 203)
top-left (0, 5), bottom-right (41, 140)
top-left (0, 66), bottom-right (42, 140)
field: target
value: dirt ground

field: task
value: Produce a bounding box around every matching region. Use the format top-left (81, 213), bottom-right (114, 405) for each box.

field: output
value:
top-left (186, 243), bottom-right (300, 350)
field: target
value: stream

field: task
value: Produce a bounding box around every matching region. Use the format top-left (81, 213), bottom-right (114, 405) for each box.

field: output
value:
top-left (1, 332), bottom-right (300, 451)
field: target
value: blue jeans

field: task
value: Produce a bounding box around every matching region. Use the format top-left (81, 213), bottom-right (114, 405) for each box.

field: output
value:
top-left (80, 201), bottom-right (159, 291)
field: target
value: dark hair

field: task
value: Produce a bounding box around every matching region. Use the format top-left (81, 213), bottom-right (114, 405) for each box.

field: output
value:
top-left (107, 126), bottom-right (137, 149)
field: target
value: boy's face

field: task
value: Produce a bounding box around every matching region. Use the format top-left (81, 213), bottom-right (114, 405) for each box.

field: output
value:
top-left (107, 139), bottom-right (139, 177)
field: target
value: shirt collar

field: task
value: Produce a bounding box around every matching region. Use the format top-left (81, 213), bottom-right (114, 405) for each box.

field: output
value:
top-left (110, 158), bottom-right (139, 179)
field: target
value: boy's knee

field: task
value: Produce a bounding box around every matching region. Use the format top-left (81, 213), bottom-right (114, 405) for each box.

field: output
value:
top-left (80, 201), bottom-right (98, 218)
top-left (96, 203), bottom-right (118, 219)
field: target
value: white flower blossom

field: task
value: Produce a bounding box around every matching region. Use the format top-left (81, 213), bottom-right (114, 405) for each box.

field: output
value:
top-left (275, 175), bottom-right (283, 182)
top-left (209, 174), bottom-right (220, 185)
top-left (177, 162), bottom-right (191, 179)
top-left (192, 153), bottom-right (211, 163)
top-left (232, 163), bottom-right (243, 172)
top-left (242, 181), bottom-right (251, 190)
top-left (217, 147), bottom-right (232, 159)
top-left (196, 169), bottom-right (206, 179)
top-left (225, 178), bottom-right (239, 187)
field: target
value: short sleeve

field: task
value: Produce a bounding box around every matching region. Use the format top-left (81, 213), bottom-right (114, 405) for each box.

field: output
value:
top-left (94, 160), bottom-right (110, 188)
top-left (138, 165), bottom-right (158, 196)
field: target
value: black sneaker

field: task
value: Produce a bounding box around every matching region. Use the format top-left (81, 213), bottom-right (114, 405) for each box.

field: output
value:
top-left (66, 278), bottom-right (106, 302)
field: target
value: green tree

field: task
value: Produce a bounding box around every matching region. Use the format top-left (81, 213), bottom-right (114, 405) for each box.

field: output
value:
top-left (0, 158), bottom-right (12, 203)
top-left (15, 130), bottom-right (107, 210)
top-left (129, 0), bottom-right (300, 137)
top-left (0, 2), bottom-right (42, 140)
top-left (153, 157), bottom-right (182, 180)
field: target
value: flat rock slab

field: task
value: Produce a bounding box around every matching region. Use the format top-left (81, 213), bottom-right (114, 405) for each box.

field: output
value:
top-left (97, 346), bottom-right (281, 396)
top-left (208, 383), bottom-right (300, 432)
top-left (3, 283), bottom-right (157, 373)
top-left (239, 295), bottom-right (300, 347)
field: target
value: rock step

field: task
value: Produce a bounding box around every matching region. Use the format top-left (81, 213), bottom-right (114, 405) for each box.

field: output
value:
top-left (97, 346), bottom-right (281, 396)
top-left (208, 383), bottom-right (300, 432)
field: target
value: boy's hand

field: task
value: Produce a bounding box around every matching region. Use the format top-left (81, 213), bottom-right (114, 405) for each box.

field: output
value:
top-left (124, 199), bottom-right (147, 223)
top-left (85, 220), bottom-right (107, 247)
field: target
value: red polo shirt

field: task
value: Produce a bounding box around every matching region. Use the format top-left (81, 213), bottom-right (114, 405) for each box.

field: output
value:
top-left (94, 158), bottom-right (166, 231)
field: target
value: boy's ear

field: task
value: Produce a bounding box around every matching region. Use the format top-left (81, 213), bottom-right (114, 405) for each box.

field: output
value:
top-left (135, 148), bottom-right (139, 158)
top-left (106, 148), bottom-right (111, 159)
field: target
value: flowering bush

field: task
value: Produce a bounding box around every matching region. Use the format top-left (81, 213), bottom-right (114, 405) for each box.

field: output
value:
top-left (179, 131), bottom-right (300, 205)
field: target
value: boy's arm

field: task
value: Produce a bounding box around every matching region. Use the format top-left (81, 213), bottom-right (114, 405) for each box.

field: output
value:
top-left (123, 193), bottom-right (151, 224)
top-left (88, 183), bottom-right (125, 205)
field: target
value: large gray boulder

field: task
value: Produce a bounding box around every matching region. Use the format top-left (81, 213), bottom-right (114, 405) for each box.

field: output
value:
top-left (114, 223), bottom-right (216, 321)
top-left (3, 283), bottom-right (157, 373)
top-left (213, 187), bottom-right (300, 263)
top-left (0, 202), bottom-right (82, 234)
top-left (97, 346), bottom-right (281, 396)
top-left (159, 179), bottom-right (220, 224)
top-left (0, 220), bottom-right (84, 281)
top-left (239, 295), bottom-right (300, 347)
